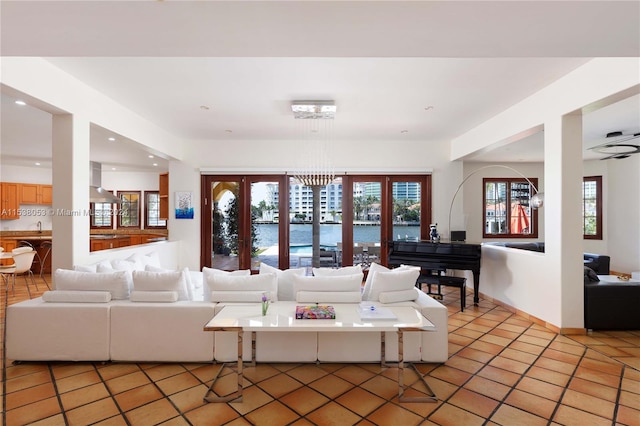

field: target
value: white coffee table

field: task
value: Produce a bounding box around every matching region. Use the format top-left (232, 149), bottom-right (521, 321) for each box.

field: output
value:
top-left (203, 301), bottom-right (436, 403)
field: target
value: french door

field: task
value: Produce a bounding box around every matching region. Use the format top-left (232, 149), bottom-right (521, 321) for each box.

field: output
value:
top-left (341, 175), bottom-right (431, 268)
top-left (201, 174), bottom-right (431, 271)
top-left (201, 175), bottom-right (289, 271)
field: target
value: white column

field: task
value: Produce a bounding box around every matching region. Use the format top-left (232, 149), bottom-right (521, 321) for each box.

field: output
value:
top-left (544, 112), bottom-right (584, 329)
top-left (51, 114), bottom-right (91, 279)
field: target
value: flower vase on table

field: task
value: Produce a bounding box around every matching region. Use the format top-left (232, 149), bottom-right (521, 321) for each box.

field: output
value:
top-left (261, 293), bottom-right (269, 316)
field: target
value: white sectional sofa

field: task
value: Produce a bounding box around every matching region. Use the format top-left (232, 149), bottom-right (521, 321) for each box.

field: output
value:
top-left (6, 251), bottom-right (448, 364)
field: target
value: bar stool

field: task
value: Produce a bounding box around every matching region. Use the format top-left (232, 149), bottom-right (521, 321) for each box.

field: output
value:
top-left (18, 241), bottom-right (42, 274)
top-left (39, 240), bottom-right (52, 288)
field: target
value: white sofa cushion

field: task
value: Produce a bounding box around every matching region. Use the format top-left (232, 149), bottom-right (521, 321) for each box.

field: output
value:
top-left (296, 290), bottom-right (361, 303)
top-left (378, 288), bottom-right (420, 304)
top-left (362, 262), bottom-right (420, 300)
top-left (73, 264), bottom-right (97, 273)
top-left (312, 264), bottom-right (362, 276)
top-left (366, 268), bottom-right (420, 302)
top-left (202, 267), bottom-right (251, 302)
top-left (210, 290), bottom-right (270, 303)
top-left (210, 273), bottom-right (278, 302)
top-left (292, 273), bottom-right (363, 303)
top-left (127, 251), bottom-right (162, 270)
top-left (54, 268), bottom-right (132, 300)
top-left (259, 263), bottom-right (306, 301)
top-left (130, 290), bottom-right (179, 303)
top-left (139, 267), bottom-right (193, 301)
top-left (132, 270), bottom-right (189, 301)
top-left (42, 290), bottom-right (112, 303)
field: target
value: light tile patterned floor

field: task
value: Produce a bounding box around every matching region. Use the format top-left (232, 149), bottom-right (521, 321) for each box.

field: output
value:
top-left (2, 276), bottom-right (639, 425)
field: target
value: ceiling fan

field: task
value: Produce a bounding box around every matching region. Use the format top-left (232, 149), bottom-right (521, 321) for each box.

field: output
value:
top-left (589, 131), bottom-right (640, 160)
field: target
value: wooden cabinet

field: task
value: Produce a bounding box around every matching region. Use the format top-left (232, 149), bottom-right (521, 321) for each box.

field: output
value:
top-left (1, 182), bottom-right (20, 219)
top-left (19, 183), bottom-right (52, 204)
top-left (159, 172), bottom-right (169, 220)
top-left (0, 239), bottom-right (18, 252)
top-left (129, 235), bottom-right (143, 246)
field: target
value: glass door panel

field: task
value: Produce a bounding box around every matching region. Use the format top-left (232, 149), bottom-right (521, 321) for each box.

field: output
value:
top-left (211, 179), bottom-right (241, 270)
top-left (250, 180), bottom-right (280, 271)
top-left (353, 180), bottom-right (382, 267)
top-left (392, 180), bottom-right (422, 242)
top-left (288, 177), bottom-right (342, 270)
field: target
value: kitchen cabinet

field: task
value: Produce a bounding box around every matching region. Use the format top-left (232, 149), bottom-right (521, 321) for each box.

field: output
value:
top-left (159, 172), bottom-right (169, 220)
top-left (20, 184), bottom-right (53, 205)
top-left (0, 239), bottom-right (18, 252)
top-left (0, 182), bottom-right (20, 219)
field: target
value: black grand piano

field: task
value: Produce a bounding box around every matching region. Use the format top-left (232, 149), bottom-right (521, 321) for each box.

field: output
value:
top-left (388, 240), bottom-right (482, 305)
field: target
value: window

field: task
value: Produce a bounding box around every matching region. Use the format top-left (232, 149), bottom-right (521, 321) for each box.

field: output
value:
top-left (90, 201), bottom-right (114, 229)
top-left (483, 178), bottom-right (539, 238)
top-left (117, 191), bottom-right (141, 228)
top-left (583, 176), bottom-right (602, 240)
top-left (145, 191), bottom-right (167, 229)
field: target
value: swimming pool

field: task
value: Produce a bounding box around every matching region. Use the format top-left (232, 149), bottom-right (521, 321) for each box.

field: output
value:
top-left (289, 244), bottom-right (336, 254)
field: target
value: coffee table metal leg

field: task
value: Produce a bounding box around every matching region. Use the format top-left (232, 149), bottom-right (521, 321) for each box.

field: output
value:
top-left (398, 329), bottom-right (437, 403)
top-left (204, 327), bottom-right (244, 403)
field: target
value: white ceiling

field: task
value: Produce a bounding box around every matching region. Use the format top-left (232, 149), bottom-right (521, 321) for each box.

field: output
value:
top-left (1, 1), bottom-right (639, 170)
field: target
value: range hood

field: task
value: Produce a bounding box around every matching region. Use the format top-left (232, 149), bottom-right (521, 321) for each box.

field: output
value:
top-left (89, 161), bottom-right (121, 204)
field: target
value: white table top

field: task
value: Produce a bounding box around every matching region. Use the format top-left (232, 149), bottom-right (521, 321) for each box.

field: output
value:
top-left (597, 275), bottom-right (640, 284)
top-left (204, 301), bottom-right (435, 332)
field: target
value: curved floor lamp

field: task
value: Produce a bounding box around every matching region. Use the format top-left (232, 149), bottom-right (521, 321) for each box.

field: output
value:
top-left (447, 165), bottom-right (544, 240)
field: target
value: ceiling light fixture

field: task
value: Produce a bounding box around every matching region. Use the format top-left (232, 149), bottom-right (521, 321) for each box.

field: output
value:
top-left (291, 100), bottom-right (337, 269)
top-left (15, 100), bottom-right (26, 106)
top-left (108, 137), bottom-right (115, 141)
top-left (589, 131), bottom-right (640, 160)
top-left (291, 100), bottom-right (336, 120)
top-left (291, 100), bottom-right (336, 187)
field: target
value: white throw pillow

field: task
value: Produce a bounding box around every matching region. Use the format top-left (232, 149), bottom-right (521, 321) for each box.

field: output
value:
top-left (111, 259), bottom-right (137, 272)
top-left (54, 268), bottom-right (132, 300)
top-left (378, 288), bottom-right (420, 304)
top-left (292, 273), bottom-right (364, 294)
top-left (260, 263), bottom-right (306, 301)
top-left (362, 263), bottom-right (419, 300)
top-left (145, 265), bottom-right (194, 301)
top-left (211, 273), bottom-right (278, 301)
top-left (132, 270), bottom-right (189, 301)
top-left (202, 267), bottom-right (251, 302)
top-left (130, 290), bottom-right (179, 303)
top-left (42, 290), bottom-right (112, 303)
top-left (74, 264), bottom-right (97, 273)
top-left (366, 268), bottom-right (420, 302)
top-left (312, 264), bottom-right (362, 277)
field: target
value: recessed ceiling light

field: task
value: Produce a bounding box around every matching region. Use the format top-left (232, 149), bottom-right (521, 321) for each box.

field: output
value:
top-left (111, 167), bottom-right (116, 171)
top-left (148, 155), bottom-right (154, 159)
top-left (153, 163), bottom-right (158, 167)
top-left (15, 100), bottom-right (27, 106)
top-left (35, 162), bottom-right (41, 166)
top-left (108, 137), bottom-right (116, 141)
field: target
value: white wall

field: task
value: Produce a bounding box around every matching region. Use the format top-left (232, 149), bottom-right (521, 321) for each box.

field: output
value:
top-left (606, 154), bottom-right (640, 274)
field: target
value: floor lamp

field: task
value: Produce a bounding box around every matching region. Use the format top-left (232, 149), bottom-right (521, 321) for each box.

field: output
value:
top-left (448, 165), bottom-right (544, 240)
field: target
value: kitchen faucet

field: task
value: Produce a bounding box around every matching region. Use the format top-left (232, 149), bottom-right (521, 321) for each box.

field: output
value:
top-left (37, 221), bottom-right (42, 233)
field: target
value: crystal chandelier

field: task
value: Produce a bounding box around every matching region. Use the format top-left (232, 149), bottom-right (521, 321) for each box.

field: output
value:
top-left (291, 101), bottom-right (336, 187)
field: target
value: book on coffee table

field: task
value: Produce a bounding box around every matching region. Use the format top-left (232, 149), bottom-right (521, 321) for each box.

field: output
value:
top-left (295, 305), bottom-right (336, 319)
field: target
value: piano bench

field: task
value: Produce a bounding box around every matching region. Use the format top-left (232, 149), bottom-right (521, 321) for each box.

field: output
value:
top-left (417, 275), bottom-right (467, 312)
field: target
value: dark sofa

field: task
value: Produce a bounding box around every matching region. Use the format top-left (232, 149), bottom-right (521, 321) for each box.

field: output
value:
top-left (584, 280), bottom-right (640, 330)
top-left (485, 242), bottom-right (611, 274)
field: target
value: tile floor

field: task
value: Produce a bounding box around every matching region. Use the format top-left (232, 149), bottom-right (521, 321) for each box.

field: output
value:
top-left (2, 275), bottom-right (639, 425)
